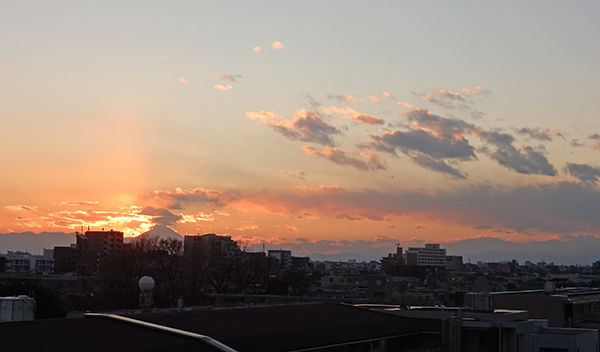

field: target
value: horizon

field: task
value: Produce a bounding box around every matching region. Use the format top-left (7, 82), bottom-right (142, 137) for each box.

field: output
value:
top-left (2, 229), bottom-right (600, 266)
top-left (2, 2), bottom-right (600, 263)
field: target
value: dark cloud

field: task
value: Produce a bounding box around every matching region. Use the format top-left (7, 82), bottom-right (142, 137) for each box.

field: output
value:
top-left (152, 181), bottom-right (600, 235)
top-left (479, 130), bottom-right (557, 176)
top-left (404, 109), bottom-right (477, 138)
top-left (489, 145), bottom-right (557, 176)
top-left (590, 134), bottom-right (600, 149)
top-left (565, 163), bottom-right (600, 184)
top-left (292, 110), bottom-right (340, 146)
top-left (320, 93), bottom-right (364, 104)
top-left (570, 139), bottom-right (585, 147)
top-left (144, 188), bottom-right (230, 209)
top-left (246, 110), bottom-right (340, 147)
top-left (515, 127), bottom-right (563, 141)
top-left (480, 130), bottom-right (515, 147)
top-left (360, 109), bottom-right (478, 178)
top-left (139, 206), bottom-right (182, 226)
top-left (368, 129), bottom-right (476, 160)
top-left (470, 110), bottom-right (486, 120)
top-left (282, 170), bottom-right (308, 180)
top-left (410, 154), bottom-right (467, 179)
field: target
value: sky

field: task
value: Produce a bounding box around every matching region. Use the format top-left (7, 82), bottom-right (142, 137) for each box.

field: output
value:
top-left (2, 1), bottom-right (600, 260)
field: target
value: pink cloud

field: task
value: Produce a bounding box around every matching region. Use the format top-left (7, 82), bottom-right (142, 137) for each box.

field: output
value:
top-left (369, 96), bottom-right (381, 103)
top-left (302, 146), bottom-right (387, 171)
top-left (179, 77), bottom-right (188, 84)
top-left (462, 86), bottom-right (490, 95)
top-left (214, 84), bottom-right (233, 92)
top-left (158, 55), bottom-right (169, 61)
top-left (322, 106), bottom-right (384, 125)
top-left (212, 73), bottom-right (243, 83)
top-left (397, 102), bottom-right (414, 109)
top-left (272, 41), bottom-right (285, 50)
top-left (414, 87), bottom-right (467, 109)
top-left (253, 47), bottom-right (262, 52)
top-left (383, 92), bottom-right (396, 99)
top-left (247, 109), bottom-right (340, 146)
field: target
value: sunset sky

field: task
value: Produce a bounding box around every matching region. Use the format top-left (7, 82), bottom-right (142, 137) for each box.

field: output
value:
top-left (2, 2), bottom-right (600, 258)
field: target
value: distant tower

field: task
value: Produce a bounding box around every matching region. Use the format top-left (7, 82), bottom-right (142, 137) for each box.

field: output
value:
top-left (138, 276), bottom-right (155, 313)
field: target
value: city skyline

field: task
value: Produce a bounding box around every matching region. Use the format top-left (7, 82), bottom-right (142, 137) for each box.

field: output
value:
top-left (2, 2), bottom-right (600, 260)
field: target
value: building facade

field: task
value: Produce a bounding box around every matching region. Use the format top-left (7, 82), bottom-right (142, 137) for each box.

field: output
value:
top-left (0, 250), bottom-right (54, 275)
top-left (405, 243), bottom-right (447, 266)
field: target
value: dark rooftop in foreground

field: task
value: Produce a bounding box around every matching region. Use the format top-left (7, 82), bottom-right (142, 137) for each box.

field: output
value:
top-left (0, 314), bottom-right (221, 352)
top-left (129, 303), bottom-right (441, 352)
top-left (0, 303), bottom-right (441, 352)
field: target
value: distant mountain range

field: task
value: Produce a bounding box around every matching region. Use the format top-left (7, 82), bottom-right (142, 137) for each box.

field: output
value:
top-left (1, 230), bottom-right (599, 265)
top-left (136, 225), bottom-right (184, 242)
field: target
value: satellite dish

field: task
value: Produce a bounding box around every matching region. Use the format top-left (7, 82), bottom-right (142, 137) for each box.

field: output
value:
top-left (138, 276), bottom-right (155, 291)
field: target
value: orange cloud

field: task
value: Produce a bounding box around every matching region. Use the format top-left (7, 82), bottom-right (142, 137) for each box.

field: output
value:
top-left (235, 224), bottom-right (259, 231)
top-left (383, 92), bottom-right (396, 99)
top-left (397, 102), bottom-right (414, 109)
top-left (272, 41), bottom-right (285, 50)
top-left (5, 205), bottom-right (38, 212)
top-left (158, 55), bottom-right (169, 61)
top-left (179, 77), bottom-right (188, 84)
top-left (253, 47), bottom-right (262, 52)
top-left (60, 201), bottom-right (99, 206)
top-left (214, 84), bottom-right (233, 92)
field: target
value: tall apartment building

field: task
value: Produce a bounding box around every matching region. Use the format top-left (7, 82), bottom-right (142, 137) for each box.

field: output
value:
top-left (446, 255), bottom-right (464, 272)
top-left (77, 230), bottom-right (124, 262)
top-left (405, 243), bottom-right (446, 266)
top-left (184, 233), bottom-right (240, 264)
top-left (53, 230), bottom-right (124, 275)
top-left (268, 250), bottom-right (292, 271)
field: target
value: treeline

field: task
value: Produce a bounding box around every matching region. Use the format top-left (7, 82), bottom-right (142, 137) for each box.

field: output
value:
top-left (75, 237), bottom-right (312, 311)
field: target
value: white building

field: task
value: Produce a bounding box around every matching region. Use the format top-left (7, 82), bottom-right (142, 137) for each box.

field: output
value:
top-left (406, 243), bottom-right (446, 266)
top-left (0, 250), bottom-right (54, 275)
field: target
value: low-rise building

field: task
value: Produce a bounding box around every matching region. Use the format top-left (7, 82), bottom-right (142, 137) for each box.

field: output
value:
top-left (0, 250), bottom-right (54, 275)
